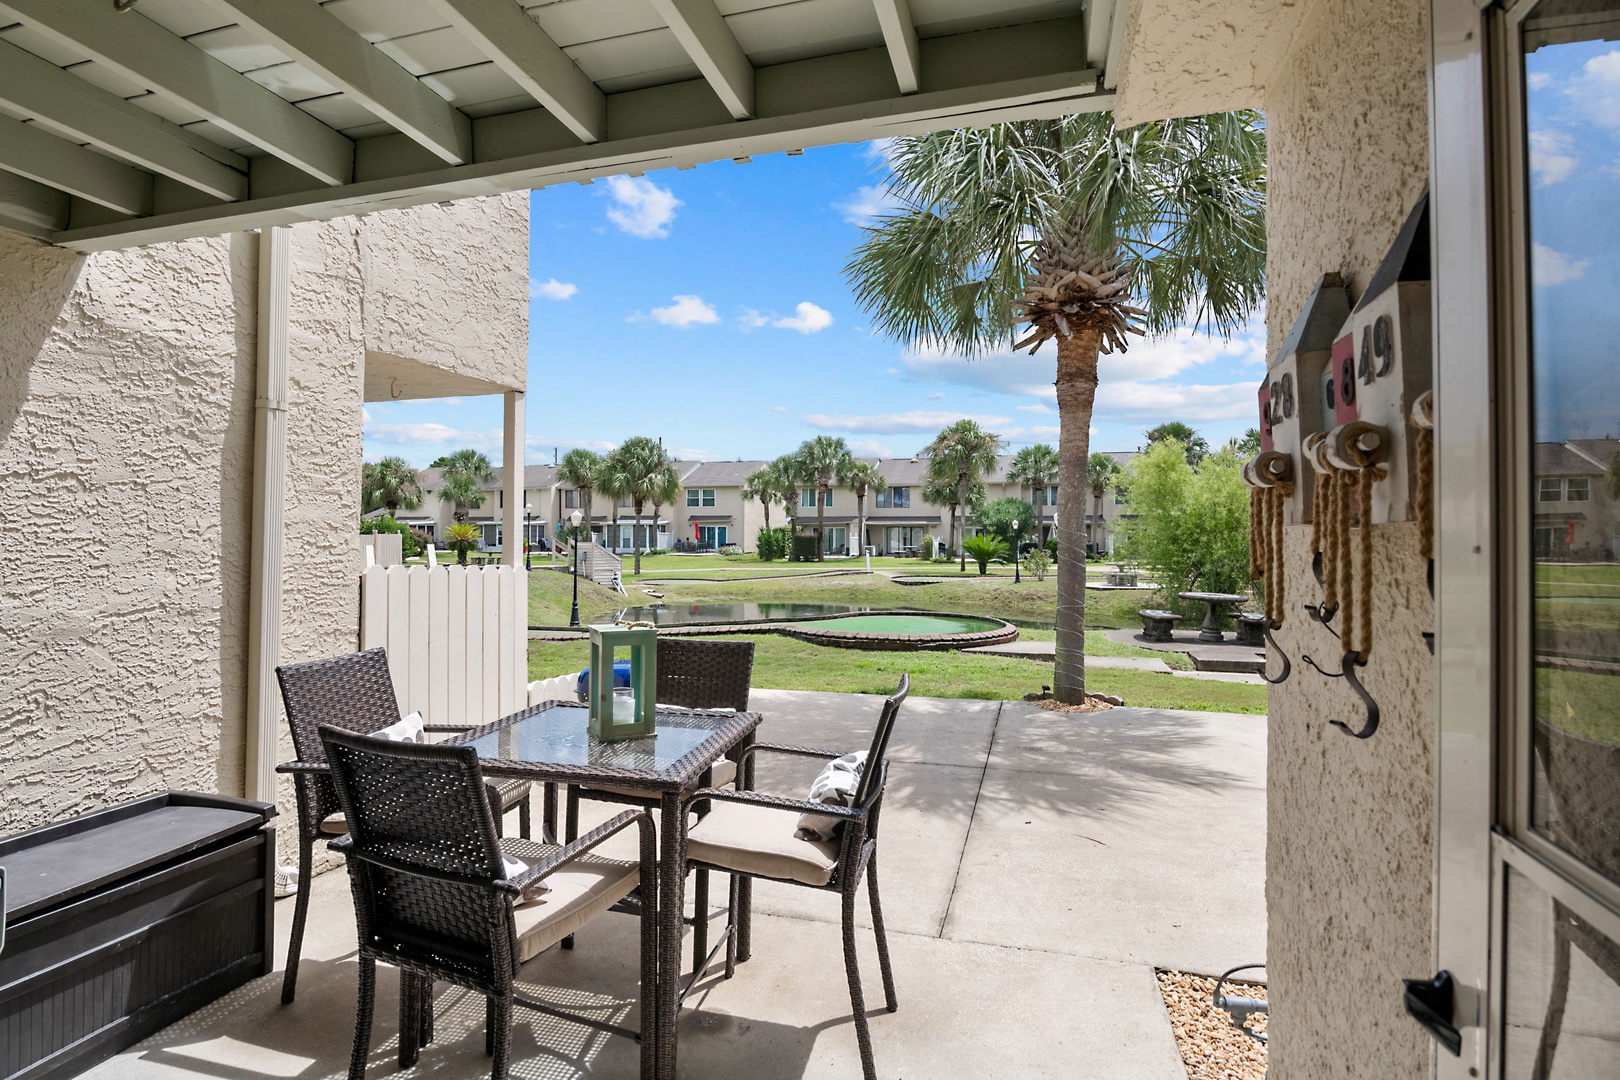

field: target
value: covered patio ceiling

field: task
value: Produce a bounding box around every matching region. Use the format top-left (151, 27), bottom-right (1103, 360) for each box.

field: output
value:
top-left (0, 0), bottom-right (1128, 253)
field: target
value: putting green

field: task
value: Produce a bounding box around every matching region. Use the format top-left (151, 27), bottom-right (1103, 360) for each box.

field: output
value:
top-left (793, 615), bottom-right (1004, 635)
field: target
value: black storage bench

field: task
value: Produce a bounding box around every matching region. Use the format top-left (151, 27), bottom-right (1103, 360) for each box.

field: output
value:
top-left (0, 791), bottom-right (277, 1080)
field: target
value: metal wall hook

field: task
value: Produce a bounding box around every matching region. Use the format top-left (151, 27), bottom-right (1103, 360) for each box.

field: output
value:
top-left (1300, 653), bottom-right (1345, 679)
top-left (1330, 651), bottom-right (1381, 739)
top-left (1303, 603), bottom-right (1340, 636)
top-left (1260, 619), bottom-right (1292, 684)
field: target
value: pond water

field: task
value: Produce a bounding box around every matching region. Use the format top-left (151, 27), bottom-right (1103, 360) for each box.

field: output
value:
top-left (606, 602), bottom-right (871, 626)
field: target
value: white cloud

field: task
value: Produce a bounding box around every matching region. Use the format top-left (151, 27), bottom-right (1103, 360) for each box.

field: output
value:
top-left (773, 302), bottom-right (834, 334)
top-left (801, 410), bottom-right (1011, 434)
top-left (836, 184), bottom-right (902, 226)
top-left (926, 392), bottom-right (944, 401)
top-left (1528, 72), bottom-right (1552, 90)
top-left (1532, 242), bottom-right (1591, 286)
top-left (736, 307), bottom-right (771, 330)
top-left (1529, 129), bottom-right (1579, 186)
top-left (770, 405), bottom-right (788, 412)
top-left (1565, 50), bottom-right (1620, 131)
top-left (366, 420), bottom-right (503, 454)
top-left (649, 295), bottom-right (720, 327)
top-left (1018, 403), bottom-right (1054, 413)
top-left (1000, 425), bottom-right (1063, 442)
top-left (530, 277), bottom-right (578, 300)
top-left (604, 175), bottom-right (682, 238)
top-left (861, 138), bottom-right (899, 166)
top-left (847, 438), bottom-right (896, 458)
top-left (1093, 380), bottom-right (1262, 423)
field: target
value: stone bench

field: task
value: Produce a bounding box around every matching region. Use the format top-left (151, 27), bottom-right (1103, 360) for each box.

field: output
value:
top-left (1138, 609), bottom-right (1181, 642)
top-left (1235, 612), bottom-right (1269, 647)
top-left (1106, 569), bottom-right (1140, 587)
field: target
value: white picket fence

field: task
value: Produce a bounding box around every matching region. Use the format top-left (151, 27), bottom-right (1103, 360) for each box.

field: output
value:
top-left (358, 561), bottom-right (528, 729)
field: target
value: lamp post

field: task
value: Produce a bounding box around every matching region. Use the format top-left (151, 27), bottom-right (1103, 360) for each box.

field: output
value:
top-left (569, 508), bottom-right (583, 627)
top-left (523, 502), bottom-right (533, 572)
top-left (1012, 519), bottom-right (1021, 584)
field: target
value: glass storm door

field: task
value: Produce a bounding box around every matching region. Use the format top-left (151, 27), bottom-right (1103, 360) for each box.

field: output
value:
top-left (1435, 1), bottom-right (1620, 1075)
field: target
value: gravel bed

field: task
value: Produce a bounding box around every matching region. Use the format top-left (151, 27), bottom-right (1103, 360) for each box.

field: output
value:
top-left (1156, 970), bottom-right (1268, 1079)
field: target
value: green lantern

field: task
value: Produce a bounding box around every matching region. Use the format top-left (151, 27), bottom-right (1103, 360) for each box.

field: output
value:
top-left (587, 623), bottom-right (657, 741)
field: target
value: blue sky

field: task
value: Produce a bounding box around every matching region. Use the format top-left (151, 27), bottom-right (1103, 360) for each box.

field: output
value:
top-left (1525, 36), bottom-right (1620, 443)
top-left (362, 140), bottom-right (1268, 468)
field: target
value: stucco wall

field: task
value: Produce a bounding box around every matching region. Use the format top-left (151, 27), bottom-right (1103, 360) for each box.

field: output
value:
top-left (1261, 1), bottom-right (1435, 1077)
top-left (0, 193), bottom-right (528, 842)
top-left (0, 229), bottom-right (256, 834)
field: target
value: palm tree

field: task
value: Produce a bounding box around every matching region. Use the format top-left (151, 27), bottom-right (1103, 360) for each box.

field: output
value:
top-left (648, 464), bottom-right (683, 553)
top-left (845, 113), bottom-right (1266, 702)
top-left (1145, 421), bottom-right (1210, 465)
top-left (843, 460), bottom-right (887, 557)
top-left (437, 448), bottom-right (495, 523)
top-left (557, 448), bottom-right (603, 549)
top-left (794, 436), bottom-right (854, 561)
top-left (597, 436), bottom-right (668, 575)
top-left (1007, 443), bottom-right (1059, 543)
top-left (1087, 452), bottom-right (1122, 553)
top-left (772, 453), bottom-right (806, 558)
top-left (742, 463), bottom-right (783, 532)
top-left (362, 456), bottom-right (424, 516)
top-left (920, 419), bottom-right (1005, 572)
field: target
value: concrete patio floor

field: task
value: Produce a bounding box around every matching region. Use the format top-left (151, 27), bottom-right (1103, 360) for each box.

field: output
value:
top-left (83, 690), bottom-right (1266, 1080)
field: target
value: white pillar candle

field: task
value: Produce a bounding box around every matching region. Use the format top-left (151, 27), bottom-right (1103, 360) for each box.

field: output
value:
top-left (612, 690), bottom-right (635, 723)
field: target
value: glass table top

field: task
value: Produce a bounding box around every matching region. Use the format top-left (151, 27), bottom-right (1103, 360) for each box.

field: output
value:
top-left (457, 703), bottom-right (746, 783)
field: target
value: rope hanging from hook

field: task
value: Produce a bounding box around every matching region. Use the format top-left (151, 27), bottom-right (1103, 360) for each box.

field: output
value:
top-left (1269, 483), bottom-right (1291, 627)
top-left (1355, 467), bottom-right (1376, 661)
top-left (1411, 390), bottom-right (1436, 563)
top-left (1336, 467), bottom-right (1356, 658)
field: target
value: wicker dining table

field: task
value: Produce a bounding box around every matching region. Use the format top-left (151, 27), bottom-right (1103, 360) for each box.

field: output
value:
top-left (449, 699), bottom-right (760, 1080)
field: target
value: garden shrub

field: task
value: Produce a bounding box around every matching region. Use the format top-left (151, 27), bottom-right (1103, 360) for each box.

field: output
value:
top-left (755, 526), bottom-right (790, 561)
top-left (1116, 439), bottom-right (1252, 613)
top-left (790, 534), bottom-right (821, 562)
top-left (360, 514), bottom-right (418, 558)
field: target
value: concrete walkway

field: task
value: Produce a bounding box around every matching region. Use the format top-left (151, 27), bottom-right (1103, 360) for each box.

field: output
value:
top-left (964, 641), bottom-right (1266, 684)
top-left (84, 691), bottom-right (1266, 1080)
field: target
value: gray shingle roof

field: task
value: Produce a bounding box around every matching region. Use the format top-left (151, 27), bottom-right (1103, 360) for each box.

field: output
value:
top-left (1535, 443), bottom-right (1601, 475)
top-left (681, 460), bottom-right (770, 487)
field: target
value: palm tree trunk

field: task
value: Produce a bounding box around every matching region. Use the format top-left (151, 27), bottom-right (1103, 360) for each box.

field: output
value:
top-left (1030, 489), bottom-right (1042, 545)
top-left (1054, 330), bottom-right (1100, 704)
top-left (957, 477), bottom-right (967, 572)
top-left (817, 486), bottom-right (826, 562)
top-left (857, 492), bottom-right (866, 559)
top-left (633, 502), bottom-right (643, 574)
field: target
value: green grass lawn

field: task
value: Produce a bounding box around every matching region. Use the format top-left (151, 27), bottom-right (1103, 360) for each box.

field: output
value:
top-left (527, 567), bottom-right (625, 626)
top-left (527, 631), bottom-right (1264, 713)
top-left (1535, 668), bottom-right (1620, 745)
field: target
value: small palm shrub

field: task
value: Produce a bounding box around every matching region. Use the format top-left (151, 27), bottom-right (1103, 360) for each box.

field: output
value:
top-left (962, 534), bottom-right (1009, 575)
top-left (445, 522), bottom-right (481, 566)
top-left (755, 526), bottom-right (790, 561)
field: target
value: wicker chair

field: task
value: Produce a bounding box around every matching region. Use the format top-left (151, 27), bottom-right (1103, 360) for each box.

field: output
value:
top-left (317, 724), bottom-right (654, 1080)
top-left (562, 638), bottom-right (754, 963)
top-left (683, 674), bottom-right (909, 1080)
top-left (274, 648), bottom-right (535, 1005)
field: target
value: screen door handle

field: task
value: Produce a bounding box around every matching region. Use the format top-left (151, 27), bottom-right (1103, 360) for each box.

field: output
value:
top-left (1402, 970), bottom-right (1461, 1056)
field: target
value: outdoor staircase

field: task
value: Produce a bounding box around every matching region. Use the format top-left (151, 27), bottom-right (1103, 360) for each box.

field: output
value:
top-left (577, 543), bottom-right (626, 595)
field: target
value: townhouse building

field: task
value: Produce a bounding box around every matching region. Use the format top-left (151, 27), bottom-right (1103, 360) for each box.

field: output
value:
top-left (397, 450), bottom-right (1138, 558)
top-left (1532, 438), bottom-right (1620, 561)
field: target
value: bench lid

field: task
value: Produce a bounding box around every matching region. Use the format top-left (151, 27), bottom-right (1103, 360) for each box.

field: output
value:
top-left (1, 791), bottom-right (274, 922)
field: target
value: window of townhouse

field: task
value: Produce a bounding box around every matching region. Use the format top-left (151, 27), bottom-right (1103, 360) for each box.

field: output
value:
top-left (1565, 477), bottom-right (1590, 501)
top-left (875, 487), bottom-right (909, 508)
top-left (564, 489), bottom-right (580, 508)
top-left (1538, 477), bottom-right (1564, 502)
top-left (686, 488), bottom-right (717, 507)
top-left (800, 488), bottom-right (831, 508)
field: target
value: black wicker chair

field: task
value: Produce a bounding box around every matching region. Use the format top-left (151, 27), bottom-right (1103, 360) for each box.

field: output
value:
top-left (317, 724), bottom-right (655, 1080)
top-left (683, 674), bottom-right (909, 1080)
top-left (274, 648), bottom-right (535, 1005)
top-left (563, 638), bottom-right (754, 964)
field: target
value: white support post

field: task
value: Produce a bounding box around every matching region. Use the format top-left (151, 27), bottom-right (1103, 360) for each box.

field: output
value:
top-left (502, 391), bottom-right (525, 568)
top-left (245, 226), bottom-right (290, 805)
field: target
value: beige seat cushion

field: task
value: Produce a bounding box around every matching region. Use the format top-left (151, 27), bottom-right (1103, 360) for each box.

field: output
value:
top-left (686, 801), bottom-right (841, 886)
top-left (319, 812), bottom-right (348, 835)
top-left (512, 854), bottom-right (640, 962)
top-left (582, 756), bottom-right (738, 801)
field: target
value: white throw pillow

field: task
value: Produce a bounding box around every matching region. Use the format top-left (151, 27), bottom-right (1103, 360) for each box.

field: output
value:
top-left (795, 752), bottom-right (867, 842)
top-left (373, 711), bottom-right (424, 743)
top-left (500, 854), bottom-right (551, 903)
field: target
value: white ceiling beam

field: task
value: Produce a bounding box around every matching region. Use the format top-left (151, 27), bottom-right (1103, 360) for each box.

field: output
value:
top-left (424, 0), bottom-right (605, 144)
top-left (0, 38), bottom-right (247, 203)
top-left (0, 0), bottom-right (353, 186)
top-left (210, 0), bottom-right (472, 165)
top-left (0, 169), bottom-right (68, 237)
top-left (872, 0), bottom-right (920, 94)
top-left (0, 115), bottom-right (151, 215)
top-left (647, 0), bottom-right (754, 119)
